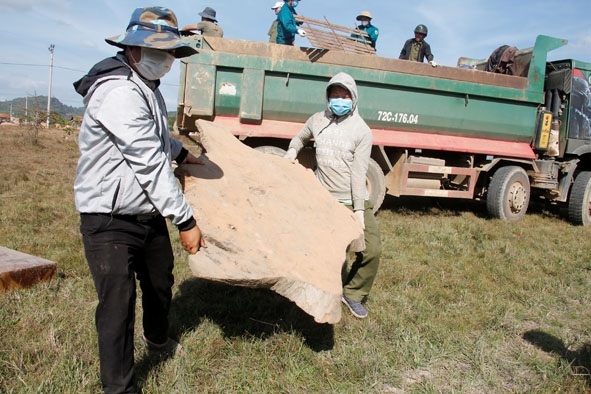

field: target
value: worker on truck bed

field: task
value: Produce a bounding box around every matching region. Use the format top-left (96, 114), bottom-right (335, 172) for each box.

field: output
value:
top-left (73, 6), bottom-right (206, 393)
top-left (276, 0), bottom-right (306, 45)
top-left (351, 11), bottom-right (379, 49)
top-left (283, 72), bottom-right (382, 319)
top-left (180, 6), bottom-right (223, 37)
top-left (399, 24), bottom-right (437, 67)
top-left (268, 2), bottom-right (283, 43)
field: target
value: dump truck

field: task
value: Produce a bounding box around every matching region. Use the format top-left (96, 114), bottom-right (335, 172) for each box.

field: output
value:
top-left (175, 34), bottom-right (591, 225)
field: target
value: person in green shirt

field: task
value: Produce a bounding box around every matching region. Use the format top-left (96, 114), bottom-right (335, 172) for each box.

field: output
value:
top-left (180, 6), bottom-right (223, 37)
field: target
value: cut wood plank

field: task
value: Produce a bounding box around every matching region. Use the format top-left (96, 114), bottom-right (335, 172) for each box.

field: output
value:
top-left (177, 120), bottom-right (364, 324)
top-left (0, 246), bottom-right (57, 292)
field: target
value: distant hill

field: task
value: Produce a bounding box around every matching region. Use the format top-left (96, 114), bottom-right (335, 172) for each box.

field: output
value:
top-left (0, 96), bottom-right (85, 118)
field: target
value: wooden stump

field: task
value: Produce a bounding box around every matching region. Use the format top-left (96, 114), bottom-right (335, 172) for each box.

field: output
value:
top-left (0, 246), bottom-right (57, 292)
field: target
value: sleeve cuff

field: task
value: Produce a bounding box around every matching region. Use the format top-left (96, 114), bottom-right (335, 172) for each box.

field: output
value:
top-left (177, 217), bottom-right (196, 232)
top-left (175, 147), bottom-right (189, 164)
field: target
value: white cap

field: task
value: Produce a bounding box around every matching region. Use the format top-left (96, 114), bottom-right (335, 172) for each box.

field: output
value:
top-left (271, 1), bottom-right (283, 9)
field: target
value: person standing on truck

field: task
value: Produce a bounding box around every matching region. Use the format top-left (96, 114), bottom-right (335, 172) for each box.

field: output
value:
top-left (268, 2), bottom-right (283, 43)
top-left (180, 6), bottom-right (223, 37)
top-left (399, 24), bottom-right (437, 67)
top-left (276, 0), bottom-right (306, 45)
top-left (351, 11), bottom-right (379, 49)
top-left (283, 72), bottom-right (382, 319)
top-left (73, 6), bottom-right (207, 393)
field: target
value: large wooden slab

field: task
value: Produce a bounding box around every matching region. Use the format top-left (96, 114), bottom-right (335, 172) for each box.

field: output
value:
top-left (0, 246), bottom-right (57, 292)
top-left (178, 120), bottom-right (363, 324)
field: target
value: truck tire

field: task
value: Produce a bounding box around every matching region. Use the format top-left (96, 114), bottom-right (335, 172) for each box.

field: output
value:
top-left (568, 171), bottom-right (591, 225)
top-left (367, 158), bottom-right (386, 213)
top-left (254, 145), bottom-right (286, 157)
top-left (486, 166), bottom-right (530, 221)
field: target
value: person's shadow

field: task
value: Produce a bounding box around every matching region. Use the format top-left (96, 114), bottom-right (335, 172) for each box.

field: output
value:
top-left (135, 278), bottom-right (335, 386)
top-left (523, 329), bottom-right (591, 384)
top-left (170, 278), bottom-right (334, 349)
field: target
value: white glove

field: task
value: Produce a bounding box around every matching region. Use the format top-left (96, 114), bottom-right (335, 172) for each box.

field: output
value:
top-left (354, 210), bottom-right (365, 229)
top-left (283, 148), bottom-right (297, 163)
top-left (297, 29), bottom-right (307, 37)
top-left (429, 60), bottom-right (438, 67)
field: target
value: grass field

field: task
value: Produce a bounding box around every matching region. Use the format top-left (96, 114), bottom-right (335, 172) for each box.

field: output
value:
top-left (1, 125), bottom-right (591, 393)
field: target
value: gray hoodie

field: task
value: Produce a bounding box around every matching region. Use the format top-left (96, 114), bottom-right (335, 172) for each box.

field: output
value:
top-left (288, 72), bottom-right (372, 211)
top-left (73, 53), bottom-right (194, 228)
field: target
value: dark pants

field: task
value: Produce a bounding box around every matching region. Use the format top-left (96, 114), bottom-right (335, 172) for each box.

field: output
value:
top-left (80, 213), bottom-right (174, 394)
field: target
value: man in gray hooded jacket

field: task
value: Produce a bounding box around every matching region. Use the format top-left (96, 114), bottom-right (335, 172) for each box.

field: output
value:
top-left (73, 6), bottom-right (206, 393)
top-left (284, 72), bottom-right (382, 319)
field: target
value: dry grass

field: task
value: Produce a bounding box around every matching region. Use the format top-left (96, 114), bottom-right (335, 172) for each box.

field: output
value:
top-left (1, 124), bottom-right (591, 393)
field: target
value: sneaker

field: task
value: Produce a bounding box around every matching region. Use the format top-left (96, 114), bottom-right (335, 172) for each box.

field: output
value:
top-left (341, 296), bottom-right (368, 319)
top-left (140, 335), bottom-right (184, 358)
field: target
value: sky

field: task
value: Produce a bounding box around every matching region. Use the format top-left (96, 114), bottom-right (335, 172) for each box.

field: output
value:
top-left (0, 0), bottom-right (590, 111)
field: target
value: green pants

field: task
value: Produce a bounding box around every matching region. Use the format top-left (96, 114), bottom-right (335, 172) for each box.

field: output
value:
top-left (342, 200), bottom-right (382, 302)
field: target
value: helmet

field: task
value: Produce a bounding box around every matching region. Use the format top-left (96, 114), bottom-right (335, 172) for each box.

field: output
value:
top-left (414, 24), bottom-right (428, 36)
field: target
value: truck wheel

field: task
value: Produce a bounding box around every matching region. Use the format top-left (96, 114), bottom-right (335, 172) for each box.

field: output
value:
top-left (568, 171), bottom-right (591, 225)
top-left (486, 166), bottom-right (530, 221)
top-left (367, 158), bottom-right (386, 213)
top-left (254, 145), bottom-right (286, 157)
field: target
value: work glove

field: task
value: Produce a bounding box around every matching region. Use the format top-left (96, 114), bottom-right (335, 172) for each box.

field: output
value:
top-left (297, 29), bottom-right (307, 37)
top-left (354, 210), bottom-right (365, 229)
top-left (283, 148), bottom-right (298, 163)
top-left (429, 60), bottom-right (438, 67)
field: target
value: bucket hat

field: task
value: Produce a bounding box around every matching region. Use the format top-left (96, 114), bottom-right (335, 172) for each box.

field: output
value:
top-left (356, 11), bottom-right (373, 20)
top-left (271, 2), bottom-right (283, 9)
top-left (105, 6), bottom-right (197, 58)
top-left (199, 7), bottom-right (217, 22)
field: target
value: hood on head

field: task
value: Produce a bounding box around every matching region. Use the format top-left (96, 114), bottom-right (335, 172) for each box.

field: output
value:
top-left (325, 72), bottom-right (358, 113)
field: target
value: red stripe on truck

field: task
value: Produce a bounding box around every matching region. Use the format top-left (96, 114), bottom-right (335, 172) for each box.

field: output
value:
top-left (212, 116), bottom-right (536, 160)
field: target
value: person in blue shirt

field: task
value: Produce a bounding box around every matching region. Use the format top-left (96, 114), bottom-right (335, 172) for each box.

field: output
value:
top-left (276, 0), bottom-right (306, 45)
top-left (352, 11), bottom-right (379, 50)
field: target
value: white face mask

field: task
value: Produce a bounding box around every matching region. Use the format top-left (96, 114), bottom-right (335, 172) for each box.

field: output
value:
top-left (133, 47), bottom-right (175, 81)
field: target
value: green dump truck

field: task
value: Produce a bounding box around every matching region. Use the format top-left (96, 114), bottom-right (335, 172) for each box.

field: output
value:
top-left (176, 35), bottom-right (591, 225)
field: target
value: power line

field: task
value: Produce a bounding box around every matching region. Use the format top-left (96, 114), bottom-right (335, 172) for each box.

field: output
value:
top-left (0, 61), bottom-right (86, 73)
top-left (0, 61), bottom-right (179, 85)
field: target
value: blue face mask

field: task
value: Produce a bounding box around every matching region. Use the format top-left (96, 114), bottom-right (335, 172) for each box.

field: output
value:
top-left (329, 98), bottom-right (353, 116)
top-left (292, 1), bottom-right (298, 8)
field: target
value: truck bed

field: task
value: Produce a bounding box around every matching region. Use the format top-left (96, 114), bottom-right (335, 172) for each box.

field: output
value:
top-left (177, 35), bottom-right (566, 149)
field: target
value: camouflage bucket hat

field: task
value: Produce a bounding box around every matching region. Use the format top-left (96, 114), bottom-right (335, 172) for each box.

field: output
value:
top-left (105, 6), bottom-right (198, 58)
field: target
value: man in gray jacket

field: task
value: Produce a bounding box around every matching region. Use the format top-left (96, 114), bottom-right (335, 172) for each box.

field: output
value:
top-left (73, 6), bottom-right (205, 393)
top-left (284, 72), bottom-right (382, 319)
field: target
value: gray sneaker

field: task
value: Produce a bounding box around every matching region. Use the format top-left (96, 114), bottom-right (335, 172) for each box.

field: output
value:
top-left (140, 335), bottom-right (184, 358)
top-left (341, 296), bottom-right (368, 319)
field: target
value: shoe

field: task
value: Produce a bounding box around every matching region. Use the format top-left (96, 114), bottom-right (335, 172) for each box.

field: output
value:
top-left (140, 335), bottom-right (184, 358)
top-left (341, 296), bottom-right (368, 319)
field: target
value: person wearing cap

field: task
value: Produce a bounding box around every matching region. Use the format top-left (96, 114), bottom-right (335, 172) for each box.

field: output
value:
top-left (268, 1), bottom-right (283, 43)
top-left (73, 6), bottom-right (206, 393)
top-left (276, 0), bottom-right (306, 46)
top-left (351, 11), bottom-right (379, 49)
top-left (399, 24), bottom-right (437, 66)
top-left (180, 6), bottom-right (223, 37)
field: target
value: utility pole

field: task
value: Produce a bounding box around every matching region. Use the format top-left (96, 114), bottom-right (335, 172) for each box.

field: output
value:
top-left (46, 44), bottom-right (55, 129)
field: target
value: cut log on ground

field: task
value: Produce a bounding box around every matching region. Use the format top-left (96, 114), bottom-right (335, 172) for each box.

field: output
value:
top-left (177, 120), bottom-right (364, 324)
top-left (0, 246), bottom-right (57, 292)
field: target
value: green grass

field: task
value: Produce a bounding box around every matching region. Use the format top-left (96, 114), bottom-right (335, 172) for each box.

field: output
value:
top-left (1, 126), bottom-right (591, 393)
